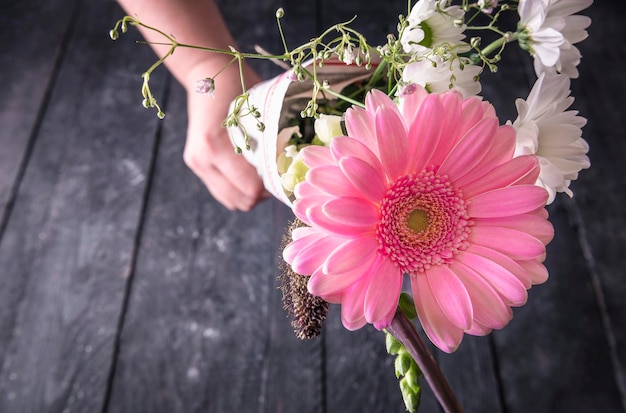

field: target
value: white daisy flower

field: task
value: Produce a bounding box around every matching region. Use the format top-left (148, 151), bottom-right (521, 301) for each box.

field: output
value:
top-left (400, 0), bottom-right (467, 56)
top-left (401, 56), bottom-right (482, 98)
top-left (518, 0), bottom-right (592, 79)
top-left (512, 73), bottom-right (590, 203)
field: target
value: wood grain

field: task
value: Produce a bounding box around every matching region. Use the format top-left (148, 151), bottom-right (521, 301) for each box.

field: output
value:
top-left (0, 0), bottom-right (164, 411)
top-left (0, 0), bottom-right (79, 230)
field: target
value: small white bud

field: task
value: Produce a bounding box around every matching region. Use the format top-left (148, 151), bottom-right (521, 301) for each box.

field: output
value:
top-left (195, 78), bottom-right (215, 96)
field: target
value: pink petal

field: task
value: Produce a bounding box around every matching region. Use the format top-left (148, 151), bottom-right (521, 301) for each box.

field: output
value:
top-left (294, 180), bottom-right (326, 200)
top-left (411, 274), bottom-right (464, 353)
top-left (460, 155), bottom-right (539, 199)
top-left (465, 244), bottom-right (533, 289)
top-left (292, 194), bottom-right (318, 226)
top-left (473, 213), bottom-right (554, 245)
top-left (300, 145), bottom-right (334, 168)
top-left (323, 235), bottom-right (379, 275)
top-left (375, 104), bottom-right (409, 180)
top-left (436, 92), bottom-right (463, 150)
top-left (406, 94), bottom-right (443, 172)
top-left (438, 118), bottom-right (497, 180)
top-left (431, 96), bottom-right (491, 166)
top-left (467, 185), bottom-right (549, 218)
top-left (467, 321), bottom-right (492, 336)
top-left (291, 225), bottom-right (316, 241)
top-left (397, 85), bottom-right (429, 126)
top-left (517, 259), bottom-right (549, 284)
top-left (339, 156), bottom-right (387, 202)
top-left (451, 126), bottom-right (521, 189)
top-left (341, 275), bottom-right (370, 330)
top-left (451, 262), bottom-right (513, 330)
top-left (366, 89), bottom-right (402, 121)
top-left (309, 264), bottom-right (368, 298)
top-left (458, 98), bottom-right (495, 138)
top-left (331, 137), bottom-right (383, 173)
top-left (469, 226), bottom-right (546, 261)
top-left (456, 250), bottom-right (528, 306)
top-left (365, 257), bottom-right (403, 329)
top-left (425, 265), bottom-right (473, 330)
top-left (344, 106), bottom-right (378, 154)
top-left (290, 234), bottom-right (344, 275)
top-left (322, 197), bottom-right (380, 228)
top-left (283, 228), bottom-right (326, 265)
top-left (307, 165), bottom-right (362, 198)
top-left (471, 124), bottom-right (516, 170)
top-left (306, 203), bottom-right (373, 237)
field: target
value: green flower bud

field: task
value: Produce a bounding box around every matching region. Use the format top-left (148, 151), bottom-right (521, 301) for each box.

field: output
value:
top-left (395, 352), bottom-right (413, 377)
top-left (405, 366), bottom-right (422, 391)
top-left (385, 332), bottom-right (403, 355)
top-left (398, 292), bottom-right (417, 319)
top-left (400, 377), bottom-right (420, 413)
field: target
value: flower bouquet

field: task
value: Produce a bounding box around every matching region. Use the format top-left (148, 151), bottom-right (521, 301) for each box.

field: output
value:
top-left (111, 0), bottom-right (592, 411)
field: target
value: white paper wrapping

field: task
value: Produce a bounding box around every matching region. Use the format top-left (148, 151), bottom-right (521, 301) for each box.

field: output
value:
top-left (227, 58), bottom-right (377, 206)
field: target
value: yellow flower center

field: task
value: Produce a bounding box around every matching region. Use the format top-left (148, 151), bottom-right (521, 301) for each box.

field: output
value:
top-left (376, 169), bottom-right (471, 273)
top-left (407, 208), bottom-right (430, 234)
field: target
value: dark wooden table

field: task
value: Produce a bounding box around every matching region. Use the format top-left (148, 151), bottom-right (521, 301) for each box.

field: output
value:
top-left (1, 1), bottom-right (625, 412)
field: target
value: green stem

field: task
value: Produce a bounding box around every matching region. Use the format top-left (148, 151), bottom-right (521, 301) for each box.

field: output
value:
top-left (276, 12), bottom-right (290, 55)
top-left (321, 87), bottom-right (366, 108)
top-left (480, 32), bottom-right (518, 58)
top-left (386, 309), bottom-right (464, 413)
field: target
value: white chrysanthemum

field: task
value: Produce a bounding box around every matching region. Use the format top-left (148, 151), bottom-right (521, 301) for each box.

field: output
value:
top-left (518, 0), bottom-right (592, 79)
top-left (400, 0), bottom-right (467, 56)
top-left (401, 57), bottom-right (482, 98)
top-left (512, 73), bottom-right (589, 203)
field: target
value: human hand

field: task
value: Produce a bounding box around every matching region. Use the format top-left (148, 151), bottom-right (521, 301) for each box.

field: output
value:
top-left (182, 59), bottom-right (270, 211)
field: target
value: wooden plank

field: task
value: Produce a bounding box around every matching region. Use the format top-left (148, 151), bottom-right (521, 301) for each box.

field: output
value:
top-left (105, 1), bottom-right (323, 411)
top-left (566, 1), bottom-right (626, 409)
top-left (0, 0), bottom-right (79, 231)
top-left (0, 0), bottom-right (165, 411)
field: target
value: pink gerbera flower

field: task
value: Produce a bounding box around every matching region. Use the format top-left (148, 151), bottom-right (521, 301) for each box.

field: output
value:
top-left (283, 88), bottom-right (553, 353)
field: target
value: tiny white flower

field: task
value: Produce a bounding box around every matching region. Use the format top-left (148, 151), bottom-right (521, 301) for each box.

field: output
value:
top-left (313, 114), bottom-right (344, 145)
top-left (518, 0), bottom-right (592, 78)
top-left (401, 56), bottom-right (482, 98)
top-left (195, 78), bottom-right (215, 96)
top-left (477, 0), bottom-right (498, 14)
top-left (512, 73), bottom-right (589, 203)
top-left (341, 45), bottom-right (355, 65)
top-left (400, 0), bottom-right (467, 56)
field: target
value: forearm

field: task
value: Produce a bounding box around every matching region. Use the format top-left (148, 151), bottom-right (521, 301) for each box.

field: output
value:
top-left (117, 0), bottom-right (260, 94)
